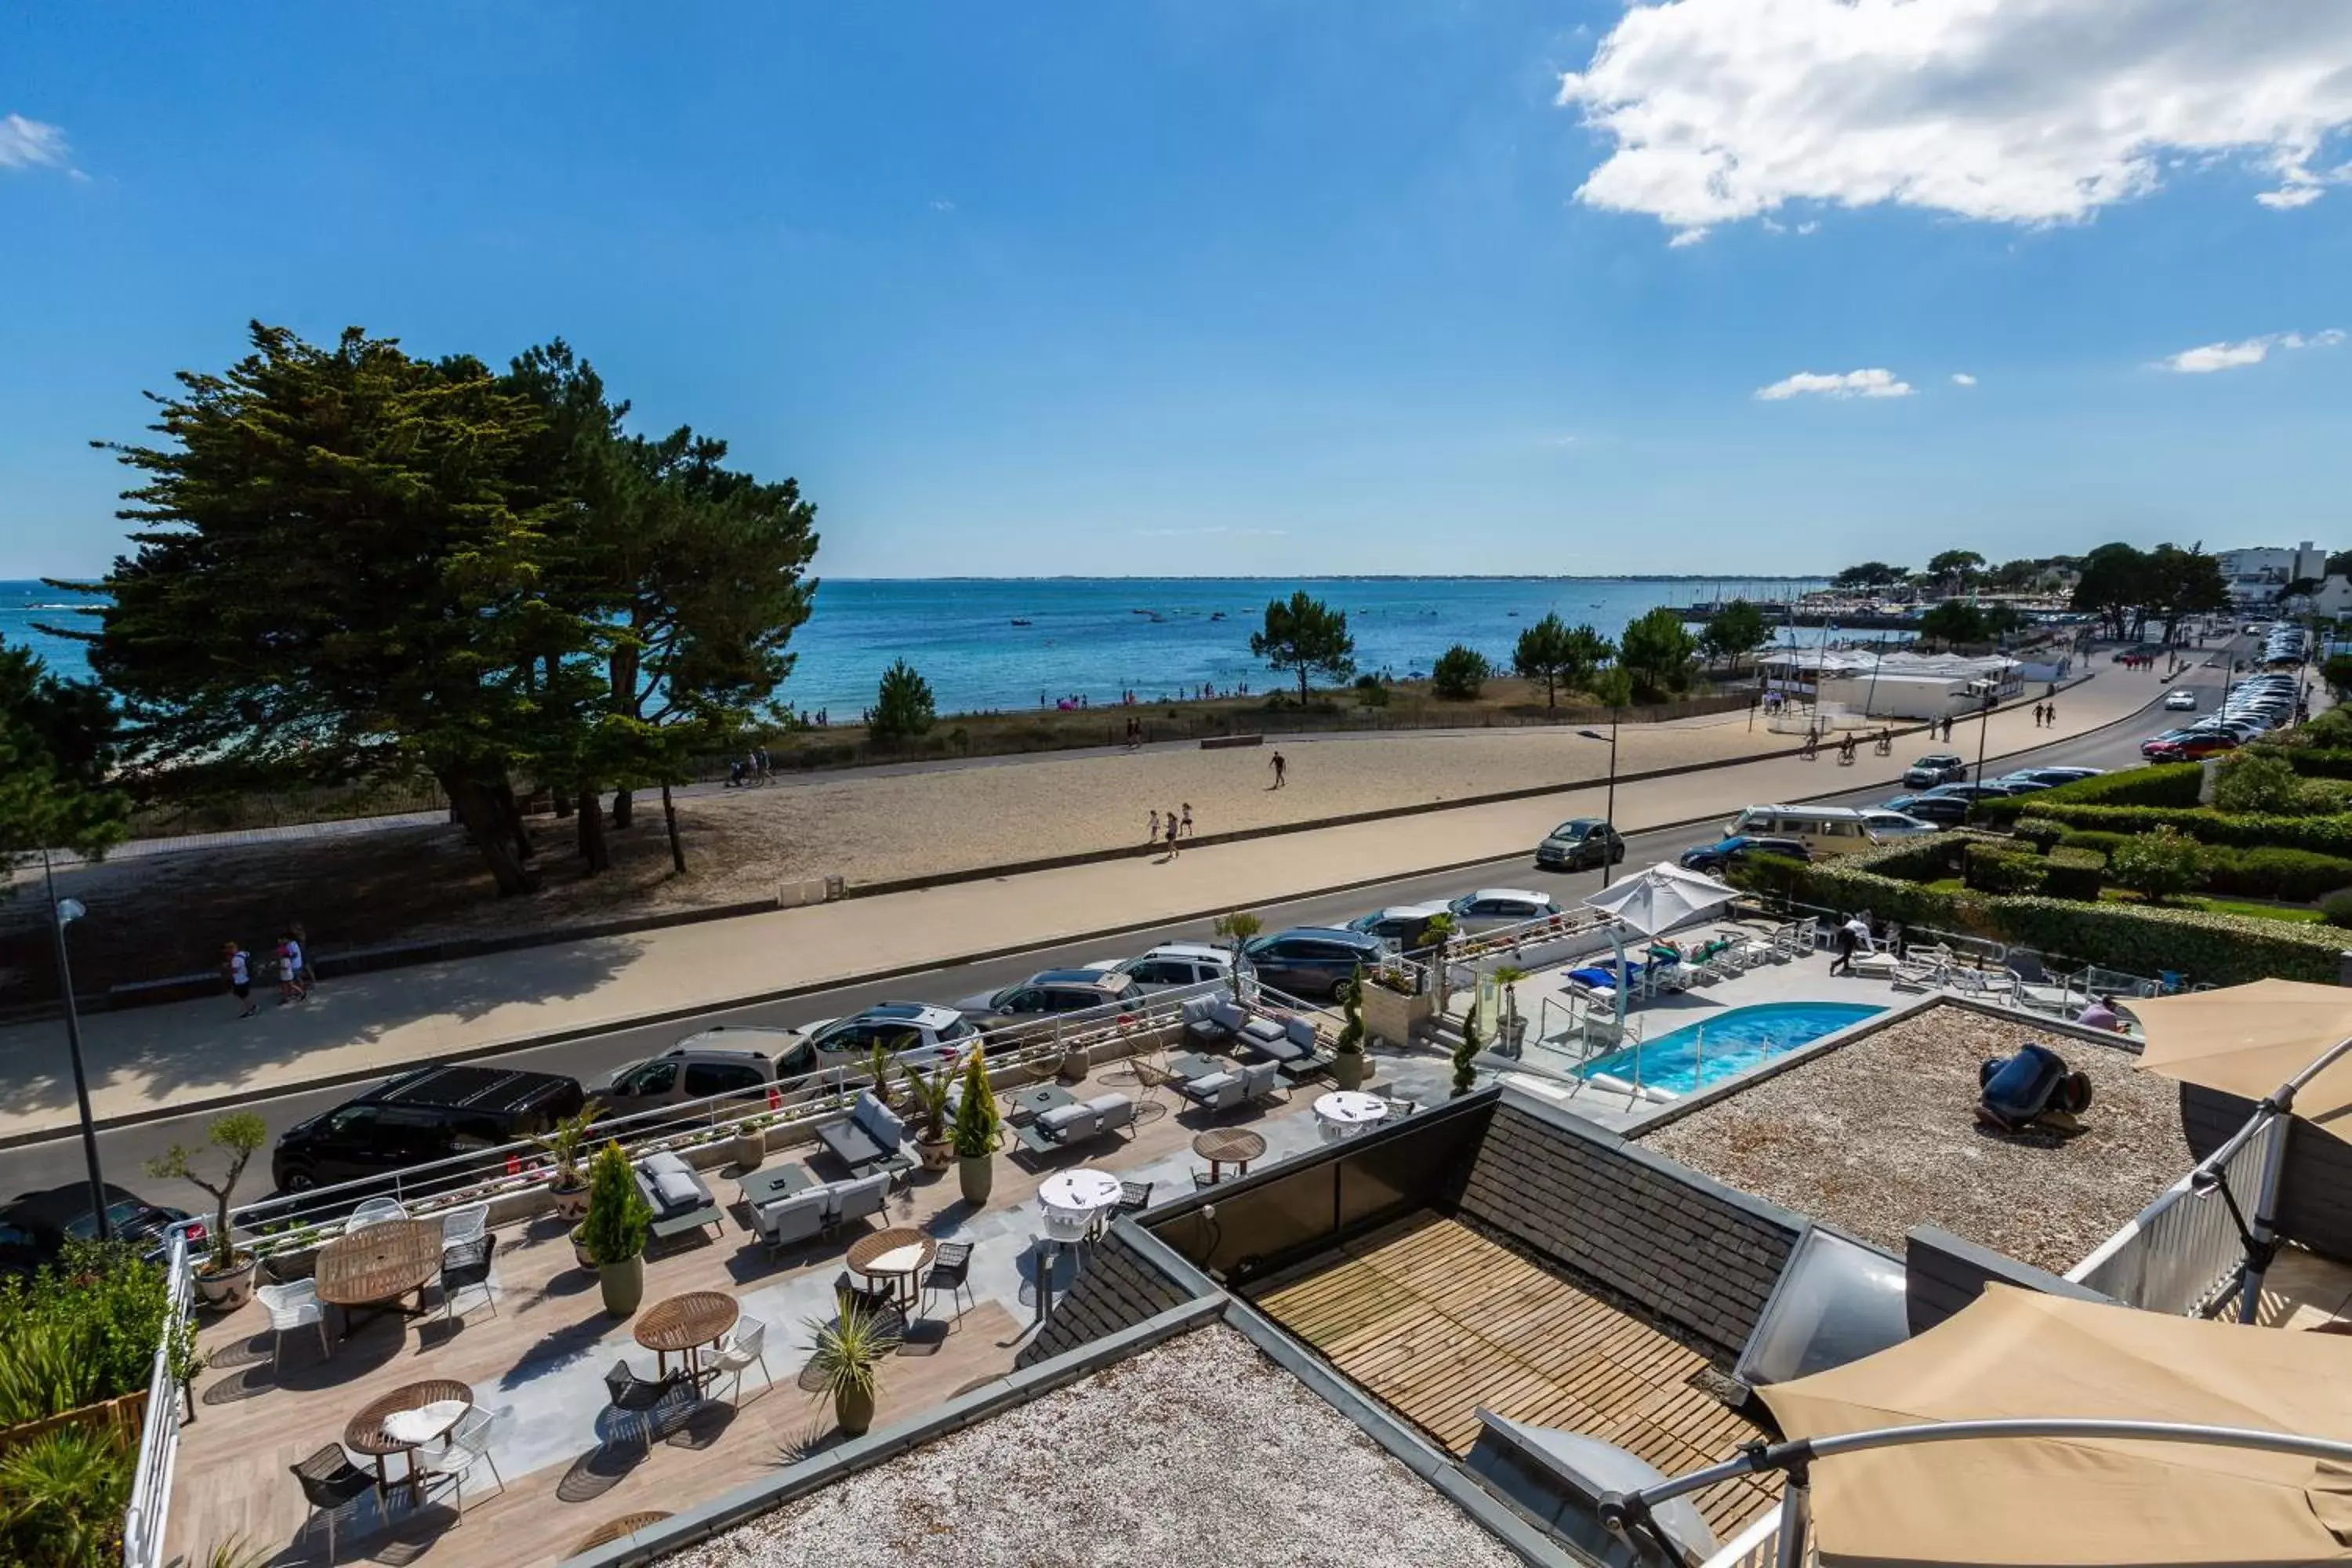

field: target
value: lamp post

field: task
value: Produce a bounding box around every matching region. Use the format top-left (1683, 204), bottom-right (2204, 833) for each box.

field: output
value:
top-left (1967, 690), bottom-right (1997, 826)
top-left (1578, 716), bottom-right (1621, 888)
top-left (42, 850), bottom-right (109, 1240)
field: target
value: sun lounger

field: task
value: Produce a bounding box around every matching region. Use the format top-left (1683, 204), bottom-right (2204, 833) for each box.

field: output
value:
top-left (815, 1091), bottom-right (910, 1177)
top-left (634, 1152), bottom-right (722, 1244)
top-left (1016, 1092), bottom-right (1138, 1155)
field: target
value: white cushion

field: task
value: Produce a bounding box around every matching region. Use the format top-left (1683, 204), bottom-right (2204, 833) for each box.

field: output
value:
top-left (853, 1091), bottom-right (906, 1149)
top-left (1039, 1104), bottom-right (1097, 1138)
top-left (642, 1151), bottom-right (691, 1180)
top-left (1208, 1000), bottom-right (1247, 1033)
top-left (654, 1170), bottom-right (702, 1209)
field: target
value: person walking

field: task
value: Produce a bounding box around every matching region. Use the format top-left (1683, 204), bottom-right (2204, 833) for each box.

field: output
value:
top-left (274, 933), bottom-right (304, 1006)
top-left (1148, 808), bottom-right (1160, 844)
top-left (287, 924), bottom-right (314, 999)
top-left (2031, 702), bottom-right (2044, 728)
top-left (1180, 802), bottom-right (1194, 837)
top-left (2045, 700), bottom-right (2056, 728)
top-left (1165, 808), bottom-right (1182, 859)
top-left (1270, 750), bottom-right (1287, 788)
top-left (1828, 912), bottom-right (1865, 977)
top-left (224, 941), bottom-right (258, 1018)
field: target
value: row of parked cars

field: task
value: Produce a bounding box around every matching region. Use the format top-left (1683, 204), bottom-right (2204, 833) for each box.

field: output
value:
top-left (2141, 670), bottom-right (2302, 762)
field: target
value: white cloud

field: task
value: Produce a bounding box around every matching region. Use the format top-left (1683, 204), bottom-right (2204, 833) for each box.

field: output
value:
top-left (1557, 0), bottom-right (2352, 240)
top-left (0, 113), bottom-right (74, 173)
top-left (2158, 328), bottom-right (2346, 374)
top-left (1951, 372), bottom-right (1979, 387)
top-left (1755, 368), bottom-right (1914, 401)
top-left (1666, 226), bottom-right (1709, 248)
top-left (928, 198), bottom-right (956, 212)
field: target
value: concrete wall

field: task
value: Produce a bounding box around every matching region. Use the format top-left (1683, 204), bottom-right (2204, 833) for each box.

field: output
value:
top-left (1904, 1226), bottom-right (2113, 1336)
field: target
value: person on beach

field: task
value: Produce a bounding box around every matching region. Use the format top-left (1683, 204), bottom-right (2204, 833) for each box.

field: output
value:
top-left (1149, 808), bottom-right (1160, 843)
top-left (225, 942), bottom-right (257, 1018)
top-left (1166, 808), bottom-right (1182, 858)
top-left (1181, 802), bottom-right (1193, 837)
top-left (1270, 750), bottom-right (1287, 788)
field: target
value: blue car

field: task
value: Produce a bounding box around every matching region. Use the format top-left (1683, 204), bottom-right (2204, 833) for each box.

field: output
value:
top-left (1678, 834), bottom-right (1811, 874)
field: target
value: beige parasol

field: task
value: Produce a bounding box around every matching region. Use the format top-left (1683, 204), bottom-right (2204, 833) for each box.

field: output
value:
top-left (1760, 1284), bottom-right (2352, 1566)
top-left (2131, 978), bottom-right (2352, 1129)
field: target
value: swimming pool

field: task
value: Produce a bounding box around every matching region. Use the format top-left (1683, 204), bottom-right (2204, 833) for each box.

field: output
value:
top-left (1577, 1001), bottom-right (1883, 1097)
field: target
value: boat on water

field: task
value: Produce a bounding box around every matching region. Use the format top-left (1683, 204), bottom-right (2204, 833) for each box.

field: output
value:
top-left (1011, 619), bottom-right (1033, 627)
top-left (1209, 612), bottom-right (1225, 621)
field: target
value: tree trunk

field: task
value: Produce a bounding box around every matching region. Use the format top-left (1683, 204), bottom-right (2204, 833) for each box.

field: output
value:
top-left (1298, 667), bottom-right (1310, 706)
top-left (575, 786), bottom-right (610, 873)
top-left (662, 784), bottom-right (688, 874)
top-left (612, 788), bottom-right (634, 829)
top-left (440, 773), bottom-right (541, 895)
top-left (551, 789), bottom-right (573, 818)
top-left (493, 779), bottom-right (535, 860)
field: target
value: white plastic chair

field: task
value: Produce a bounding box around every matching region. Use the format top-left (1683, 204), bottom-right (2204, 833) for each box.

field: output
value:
top-left (345, 1196), bottom-right (409, 1234)
top-left (256, 1279), bottom-right (331, 1370)
top-left (421, 1405), bottom-right (504, 1513)
top-left (437, 1202), bottom-right (489, 1255)
top-left (710, 1316), bottom-right (772, 1405)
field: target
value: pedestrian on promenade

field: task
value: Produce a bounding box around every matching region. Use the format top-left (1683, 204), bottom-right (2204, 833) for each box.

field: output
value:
top-left (2045, 701), bottom-right (2056, 728)
top-left (1801, 724), bottom-right (1819, 760)
top-left (1149, 808), bottom-right (1160, 843)
top-left (1181, 802), bottom-right (1193, 837)
top-left (274, 933), bottom-right (304, 1005)
top-left (290, 922), bottom-right (316, 996)
top-left (1270, 750), bottom-right (1287, 788)
top-left (1166, 808), bottom-right (1182, 859)
top-left (224, 942), bottom-right (257, 1018)
top-left (2031, 702), bottom-right (2044, 728)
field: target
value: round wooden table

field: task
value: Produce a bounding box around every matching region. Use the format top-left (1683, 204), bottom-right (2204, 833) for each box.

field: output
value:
top-left (345, 1377), bottom-right (473, 1504)
top-left (1192, 1127), bottom-right (1266, 1183)
top-left (572, 1511), bottom-right (673, 1554)
top-left (636, 1290), bottom-right (740, 1383)
top-left (847, 1227), bottom-right (937, 1315)
top-left (315, 1218), bottom-right (443, 1321)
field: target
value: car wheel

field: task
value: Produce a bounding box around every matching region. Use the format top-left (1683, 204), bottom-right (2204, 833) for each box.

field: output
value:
top-left (279, 1167), bottom-right (316, 1194)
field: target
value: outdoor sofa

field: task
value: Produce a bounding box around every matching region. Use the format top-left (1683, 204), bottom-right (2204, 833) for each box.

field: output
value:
top-left (815, 1090), bottom-right (913, 1177)
top-left (1177, 1059), bottom-right (1285, 1114)
top-left (751, 1170), bottom-right (894, 1254)
top-left (633, 1151), bottom-right (724, 1244)
top-left (1014, 1091), bottom-right (1138, 1156)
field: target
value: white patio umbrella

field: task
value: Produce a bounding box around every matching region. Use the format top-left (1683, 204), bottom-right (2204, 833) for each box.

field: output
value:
top-left (1580, 862), bottom-right (1742, 1025)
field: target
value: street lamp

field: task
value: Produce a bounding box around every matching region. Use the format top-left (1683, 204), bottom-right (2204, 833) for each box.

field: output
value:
top-left (1577, 720), bottom-right (1621, 887)
top-left (42, 850), bottom-right (110, 1241)
top-left (1967, 689), bottom-right (1998, 825)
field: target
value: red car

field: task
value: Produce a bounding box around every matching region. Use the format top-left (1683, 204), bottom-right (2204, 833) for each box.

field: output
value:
top-left (2144, 732), bottom-right (2238, 762)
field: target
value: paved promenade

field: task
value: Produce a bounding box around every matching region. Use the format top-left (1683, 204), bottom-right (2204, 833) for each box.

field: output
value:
top-left (0, 673), bottom-right (2154, 1141)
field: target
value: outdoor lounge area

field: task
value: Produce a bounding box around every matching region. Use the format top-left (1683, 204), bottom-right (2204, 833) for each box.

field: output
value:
top-left (165, 1040), bottom-right (1454, 1567)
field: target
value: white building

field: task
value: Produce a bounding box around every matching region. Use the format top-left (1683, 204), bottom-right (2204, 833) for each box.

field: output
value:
top-left (1759, 648), bottom-right (2034, 720)
top-left (2217, 541), bottom-right (2327, 593)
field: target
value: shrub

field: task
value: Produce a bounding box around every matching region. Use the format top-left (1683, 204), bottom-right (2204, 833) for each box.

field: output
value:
top-left (1355, 680), bottom-right (1390, 708)
top-left (2215, 751), bottom-right (2310, 815)
top-left (2057, 828), bottom-right (2131, 859)
top-left (2041, 847), bottom-right (2106, 902)
top-left (2275, 746), bottom-right (2352, 780)
top-left (578, 1142), bottom-right (651, 1266)
top-left (869, 658), bottom-right (936, 742)
top-left (1430, 644), bottom-right (1490, 701)
top-left (0, 1242), bottom-right (192, 1426)
top-left (0, 1423), bottom-right (132, 1568)
top-left (1995, 802), bottom-right (2352, 858)
top-left (2201, 847), bottom-right (2352, 903)
top-left (2325, 891), bottom-right (2352, 929)
top-left (2109, 825), bottom-right (2208, 903)
top-left (1724, 851), bottom-right (1811, 905)
top-left (1975, 762), bottom-right (2204, 821)
top-left (1964, 845), bottom-right (2045, 895)
top-left (2009, 818), bottom-right (2068, 853)
top-left (951, 1049), bottom-right (1002, 1158)
top-left (1991, 896), bottom-right (2348, 985)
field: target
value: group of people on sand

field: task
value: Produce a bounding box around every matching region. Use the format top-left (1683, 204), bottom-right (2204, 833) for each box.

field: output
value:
top-left (223, 927), bottom-right (314, 1018)
top-left (1148, 804), bottom-right (1196, 855)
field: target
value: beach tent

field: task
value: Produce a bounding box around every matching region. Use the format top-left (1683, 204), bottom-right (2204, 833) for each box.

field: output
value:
top-left (1581, 863), bottom-right (1740, 1025)
top-left (2131, 978), bottom-right (2352, 1130)
top-left (1759, 1284), bottom-right (2352, 1566)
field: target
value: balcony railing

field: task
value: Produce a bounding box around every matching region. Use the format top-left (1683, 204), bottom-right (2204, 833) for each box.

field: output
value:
top-left (120, 1227), bottom-right (192, 1568)
top-left (2067, 1110), bottom-right (2285, 1316)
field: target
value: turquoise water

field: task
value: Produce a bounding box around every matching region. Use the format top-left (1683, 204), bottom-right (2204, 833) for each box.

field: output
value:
top-left (1580, 1001), bottom-right (1882, 1095)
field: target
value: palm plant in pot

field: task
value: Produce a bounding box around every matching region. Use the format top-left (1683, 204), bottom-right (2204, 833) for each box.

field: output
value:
top-left (804, 1290), bottom-right (900, 1438)
top-left (952, 1047), bottom-right (1002, 1204)
top-left (1420, 912), bottom-right (1457, 1008)
top-left (147, 1111), bottom-right (268, 1310)
top-left (579, 1141), bottom-right (652, 1318)
top-left (1490, 965), bottom-right (1530, 1052)
top-left (1332, 967), bottom-right (1370, 1091)
top-left (906, 1058), bottom-right (956, 1173)
top-left (534, 1101), bottom-right (603, 1222)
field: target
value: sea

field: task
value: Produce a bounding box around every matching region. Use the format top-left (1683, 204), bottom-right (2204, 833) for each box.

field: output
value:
top-left (2, 576), bottom-right (1831, 718)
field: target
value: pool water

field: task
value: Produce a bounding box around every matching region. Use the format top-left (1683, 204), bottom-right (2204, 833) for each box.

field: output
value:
top-left (1578, 1002), bottom-right (1883, 1096)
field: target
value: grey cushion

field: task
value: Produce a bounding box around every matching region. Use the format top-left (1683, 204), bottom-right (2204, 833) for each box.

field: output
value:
top-left (853, 1091), bottom-right (906, 1149)
top-left (653, 1169), bottom-right (702, 1210)
top-left (1241, 1061), bottom-right (1280, 1094)
top-left (1241, 1015), bottom-right (1286, 1045)
top-left (641, 1151), bottom-right (692, 1181)
top-left (1285, 1017), bottom-right (1318, 1050)
top-left (1185, 1070), bottom-right (1240, 1098)
top-left (1181, 994), bottom-right (1218, 1025)
top-left (1087, 1093), bottom-right (1134, 1132)
top-left (760, 1192), bottom-right (828, 1245)
top-left (1039, 1102), bottom-right (1096, 1136)
top-left (1208, 1000), bottom-right (1247, 1034)
top-left (830, 1173), bottom-right (891, 1223)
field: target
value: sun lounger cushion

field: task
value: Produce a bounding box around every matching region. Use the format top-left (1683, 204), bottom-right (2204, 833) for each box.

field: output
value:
top-left (1185, 1070), bottom-right (1240, 1098)
top-left (1038, 1103), bottom-right (1098, 1139)
top-left (651, 1168), bottom-right (702, 1209)
top-left (1087, 1094), bottom-right (1134, 1133)
top-left (1240, 1015), bottom-right (1286, 1047)
top-left (851, 1091), bottom-right (906, 1149)
top-left (1284, 1017), bottom-right (1317, 1051)
top-left (1208, 999), bottom-right (1247, 1035)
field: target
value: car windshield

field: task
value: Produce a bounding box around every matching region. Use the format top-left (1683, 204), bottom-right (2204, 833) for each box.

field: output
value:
top-left (1553, 818), bottom-right (1601, 836)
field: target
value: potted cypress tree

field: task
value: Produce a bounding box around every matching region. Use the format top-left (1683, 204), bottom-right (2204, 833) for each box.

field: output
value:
top-left (534, 1102), bottom-right (602, 1222)
top-left (805, 1291), bottom-right (900, 1437)
top-left (579, 1141), bottom-right (652, 1317)
top-left (147, 1111), bottom-right (269, 1310)
top-left (952, 1048), bottom-right (1002, 1204)
top-left (1451, 1004), bottom-right (1483, 1098)
top-left (906, 1058), bottom-right (957, 1173)
top-left (1491, 965), bottom-right (1531, 1052)
top-left (1332, 967), bottom-right (1370, 1091)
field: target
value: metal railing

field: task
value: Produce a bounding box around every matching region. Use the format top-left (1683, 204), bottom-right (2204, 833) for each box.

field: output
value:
top-left (1698, 1505), bottom-right (1814, 1568)
top-left (120, 1228), bottom-right (191, 1568)
top-left (2067, 1112), bottom-right (2286, 1315)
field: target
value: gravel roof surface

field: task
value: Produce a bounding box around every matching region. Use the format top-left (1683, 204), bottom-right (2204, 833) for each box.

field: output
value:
top-left (1640, 1004), bottom-right (2189, 1273)
top-left (664, 1323), bottom-right (1523, 1568)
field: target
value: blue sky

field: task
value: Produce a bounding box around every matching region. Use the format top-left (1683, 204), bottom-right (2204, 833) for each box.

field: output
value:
top-left (4, 1), bottom-right (2350, 579)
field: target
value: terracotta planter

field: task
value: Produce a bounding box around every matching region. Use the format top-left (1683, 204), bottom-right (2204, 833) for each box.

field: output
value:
top-left (1331, 1051), bottom-right (1370, 1091)
top-left (598, 1254), bottom-right (645, 1318)
top-left (551, 1181), bottom-right (591, 1223)
top-left (835, 1384), bottom-right (876, 1438)
top-left (194, 1256), bottom-right (257, 1312)
top-left (916, 1135), bottom-right (953, 1174)
top-left (733, 1130), bottom-right (767, 1172)
top-left (958, 1152), bottom-right (995, 1205)
top-left (1362, 983), bottom-right (1436, 1050)
top-left (1059, 1044), bottom-right (1091, 1082)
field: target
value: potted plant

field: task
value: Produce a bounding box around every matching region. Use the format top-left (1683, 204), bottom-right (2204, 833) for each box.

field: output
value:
top-left (732, 1112), bottom-right (771, 1173)
top-left (1332, 967), bottom-right (1370, 1091)
top-left (147, 1111), bottom-right (269, 1311)
top-left (1451, 1004), bottom-right (1483, 1099)
top-left (579, 1141), bottom-right (652, 1318)
top-left (534, 1101), bottom-right (603, 1222)
top-left (805, 1291), bottom-right (901, 1438)
top-left (906, 1058), bottom-right (956, 1173)
top-left (1421, 912), bottom-right (1457, 1010)
top-left (863, 1041), bottom-right (901, 1107)
top-left (952, 1047), bottom-right (1002, 1205)
top-left (1491, 965), bottom-right (1530, 1051)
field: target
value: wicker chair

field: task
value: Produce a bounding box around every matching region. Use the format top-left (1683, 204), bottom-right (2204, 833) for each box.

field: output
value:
top-left (439, 1234), bottom-right (499, 1322)
top-left (920, 1243), bottom-right (975, 1323)
top-left (420, 1405), bottom-right (505, 1512)
top-left (290, 1443), bottom-right (378, 1560)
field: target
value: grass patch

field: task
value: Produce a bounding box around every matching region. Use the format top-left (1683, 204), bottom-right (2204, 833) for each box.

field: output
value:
top-left (2097, 889), bottom-right (2326, 924)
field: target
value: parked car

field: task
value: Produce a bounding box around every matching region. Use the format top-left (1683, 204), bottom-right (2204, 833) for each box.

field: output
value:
top-left (2145, 731), bottom-right (2238, 762)
top-left (2001, 767), bottom-right (2103, 789)
top-left (955, 969), bottom-right (1142, 1033)
top-left (1920, 782), bottom-right (2014, 802)
top-left (1446, 888), bottom-right (1561, 934)
top-left (590, 1045), bottom-right (779, 1114)
top-left (1859, 808), bottom-right (1942, 838)
top-left (2140, 728), bottom-right (2199, 759)
top-left (1989, 774), bottom-right (2052, 794)
top-left (272, 1065), bottom-right (586, 1192)
top-left (1346, 902), bottom-right (1453, 949)
top-left (1878, 793), bottom-right (1971, 827)
top-left (1903, 753), bottom-right (1969, 788)
top-left (1534, 817), bottom-right (1627, 872)
top-left (1083, 942), bottom-right (1241, 991)
top-left (1242, 927), bottom-right (1387, 998)
top-left (673, 1004), bottom-right (979, 1084)
top-left (1678, 834), bottom-right (1812, 873)
top-left (2164, 688), bottom-right (2199, 710)
top-left (0, 1184), bottom-right (195, 1275)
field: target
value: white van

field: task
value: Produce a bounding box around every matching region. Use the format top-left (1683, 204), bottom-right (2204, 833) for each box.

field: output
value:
top-left (1725, 804), bottom-right (1922, 856)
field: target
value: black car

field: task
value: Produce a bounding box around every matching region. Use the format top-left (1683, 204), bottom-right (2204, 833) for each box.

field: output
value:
top-left (1243, 927), bottom-right (1386, 999)
top-left (1677, 834), bottom-right (1811, 874)
top-left (1534, 818), bottom-right (1627, 872)
top-left (0, 1183), bottom-right (194, 1274)
top-left (272, 1065), bottom-right (586, 1193)
top-left (1880, 793), bottom-right (1970, 827)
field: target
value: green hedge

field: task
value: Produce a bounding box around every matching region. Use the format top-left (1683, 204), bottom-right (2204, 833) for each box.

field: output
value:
top-left (2009, 818), bottom-right (2069, 853)
top-left (2056, 828), bottom-right (2132, 858)
top-left (1964, 843), bottom-right (2045, 895)
top-left (2042, 848), bottom-right (2106, 902)
top-left (2277, 746), bottom-right (2352, 781)
top-left (1976, 761), bottom-right (2205, 822)
top-left (2200, 846), bottom-right (2352, 902)
top-left (1987, 801), bottom-right (2352, 856)
top-left (1987, 897), bottom-right (2347, 985)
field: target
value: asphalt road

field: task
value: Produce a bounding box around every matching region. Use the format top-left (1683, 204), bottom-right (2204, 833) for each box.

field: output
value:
top-left (5, 652), bottom-right (2234, 1218)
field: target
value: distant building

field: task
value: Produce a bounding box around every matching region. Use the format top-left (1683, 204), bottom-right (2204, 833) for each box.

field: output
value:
top-left (2310, 575), bottom-right (2352, 618)
top-left (2218, 540), bottom-right (2327, 604)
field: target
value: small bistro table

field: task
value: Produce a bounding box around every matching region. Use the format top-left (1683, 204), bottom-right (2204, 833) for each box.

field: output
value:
top-left (1038, 1167), bottom-right (1123, 1242)
top-left (1312, 1091), bottom-right (1388, 1142)
top-left (345, 1378), bottom-right (473, 1504)
top-left (635, 1291), bottom-right (740, 1385)
top-left (314, 1218), bottom-right (444, 1328)
top-left (1163, 1051), bottom-right (1225, 1082)
top-left (1192, 1127), bottom-right (1266, 1184)
top-left (1010, 1084), bottom-right (1077, 1123)
top-left (847, 1227), bottom-right (937, 1315)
